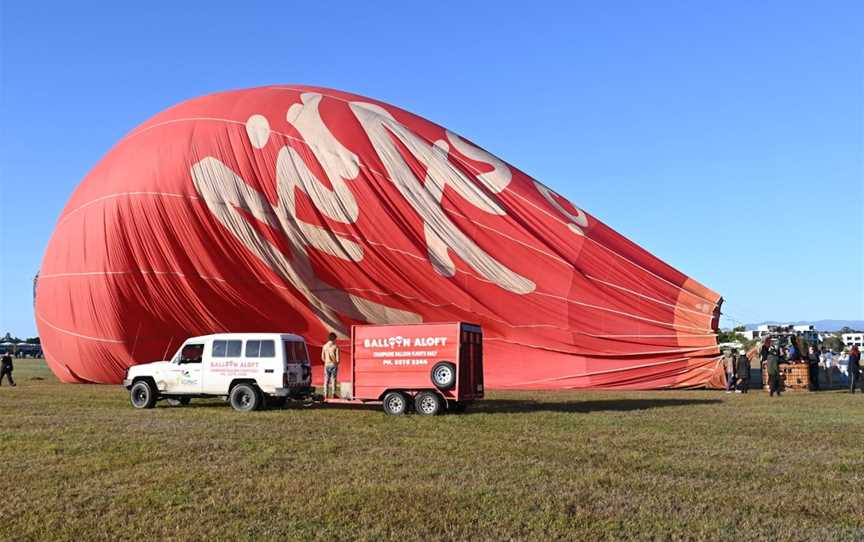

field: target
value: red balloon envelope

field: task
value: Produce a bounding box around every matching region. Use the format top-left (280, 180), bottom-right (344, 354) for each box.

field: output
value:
top-left (36, 86), bottom-right (723, 388)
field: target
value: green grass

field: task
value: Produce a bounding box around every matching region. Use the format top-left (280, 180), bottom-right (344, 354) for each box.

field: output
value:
top-left (2, 359), bottom-right (863, 541)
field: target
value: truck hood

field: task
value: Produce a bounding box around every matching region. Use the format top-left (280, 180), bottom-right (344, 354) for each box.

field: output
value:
top-left (126, 361), bottom-right (173, 378)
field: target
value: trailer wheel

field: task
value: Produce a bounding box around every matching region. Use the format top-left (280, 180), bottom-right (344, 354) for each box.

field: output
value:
top-left (130, 380), bottom-right (157, 409)
top-left (431, 362), bottom-right (457, 390)
top-left (415, 391), bottom-right (443, 416)
top-left (230, 383), bottom-right (261, 412)
top-left (382, 391), bottom-right (409, 416)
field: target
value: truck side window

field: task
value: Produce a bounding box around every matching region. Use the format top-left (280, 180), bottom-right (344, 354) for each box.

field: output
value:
top-left (259, 340), bottom-right (275, 357)
top-left (181, 344), bottom-right (204, 364)
top-left (212, 340), bottom-right (226, 357)
top-left (226, 340), bottom-right (242, 357)
top-left (246, 340), bottom-right (261, 358)
top-left (284, 341), bottom-right (306, 363)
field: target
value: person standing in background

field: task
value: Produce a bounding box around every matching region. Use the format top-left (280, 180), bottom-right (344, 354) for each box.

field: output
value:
top-left (736, 349), bottom-right (750, 393)
top-left (807, 345), bottom-right (820, 391)
top-left (724, 350), bottom-right (736, 393)
top-left (787, 340), bottom-right (800, 363)
top-left (766, 346), bottom-right (782, 397)
top-left (321, 332), bottom-right (340, 399)
top-left (822, 349), bottom-right (835, 388)
top-left (848, 346), bottom-right (861, 394)
top-left (0, 351), bottom-right (15, 387)
top-left (760, 339), bottom-right (770, 364)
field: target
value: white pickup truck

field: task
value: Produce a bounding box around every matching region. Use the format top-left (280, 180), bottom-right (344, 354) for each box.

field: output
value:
top-left (123, 333), bottom-right (313, 411)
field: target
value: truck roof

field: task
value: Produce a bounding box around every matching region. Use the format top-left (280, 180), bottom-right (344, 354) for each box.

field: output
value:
top-left (184, 332), bottom-right (306, 342)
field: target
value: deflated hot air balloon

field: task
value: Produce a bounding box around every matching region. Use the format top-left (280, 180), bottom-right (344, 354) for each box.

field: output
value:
top-left (36, 85), bottom-right (723, 388)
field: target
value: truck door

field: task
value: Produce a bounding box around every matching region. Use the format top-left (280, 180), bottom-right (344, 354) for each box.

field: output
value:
top-left (170, 342), bottom-right (205, 394)
top-left (204, 339), bottom-right (244, 393)
top-left (283, 340), bottom-right (309, 388)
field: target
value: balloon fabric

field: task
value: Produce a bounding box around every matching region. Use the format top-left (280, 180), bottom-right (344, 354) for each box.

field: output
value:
top-left (36, 86), bottom-right (723, 389)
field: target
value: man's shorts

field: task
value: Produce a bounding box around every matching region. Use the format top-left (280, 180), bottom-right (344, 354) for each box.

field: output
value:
top-left (325, 365), bottom-right (338, 379)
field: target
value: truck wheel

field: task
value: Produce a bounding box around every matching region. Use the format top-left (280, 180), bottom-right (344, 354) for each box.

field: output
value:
top-left (382, 391), bottom-right (409, 415)
top-left (130, 381), bottom-right (157, 409)
top-left (431, 362), bottom-right (457, 390)
top-left (230, 383), bottom-right (261, 412)
top-left (415, 391), bottom-right (443, 416)
top-left (166, 397), bottom-right (191, 406)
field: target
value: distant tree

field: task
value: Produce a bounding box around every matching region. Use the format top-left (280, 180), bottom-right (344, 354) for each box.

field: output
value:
top-left (733, 325), bottom-right (746, 332)
top-left (1, 332), bottom-right (21, 344)
top-left (24, 337), bottom-right (41, 345)
top-left (717, 330), bottom-right (736, 343)
top-left (823, 336), bottom-right (845, 352)
top-left (717, 330), bottom-right (757, 350)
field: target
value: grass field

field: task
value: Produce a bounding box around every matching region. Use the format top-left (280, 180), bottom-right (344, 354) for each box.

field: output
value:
top-left (2, 359), bottom-right (863, 541)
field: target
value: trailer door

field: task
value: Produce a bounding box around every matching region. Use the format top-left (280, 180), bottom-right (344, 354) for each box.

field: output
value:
top-left (459, 324), bottom-right (484, 399)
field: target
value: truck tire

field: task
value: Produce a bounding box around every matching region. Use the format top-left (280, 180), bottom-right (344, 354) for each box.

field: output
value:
top-left (431, 362), bottom-right (457, 390)
top-left (166, 397), bottom-right (191, 406)
top-left (130, 380), bottom-right (157, 409)
top-left (230, 383), bottom-right (261, 412)
top-left (414, 391), bottom-right (443, 416)
top-left (382, 391), bottom-right (409, 416)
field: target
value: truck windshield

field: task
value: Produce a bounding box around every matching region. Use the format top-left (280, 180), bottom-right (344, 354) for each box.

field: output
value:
top-left (284, 341), bottom-right (308, 364)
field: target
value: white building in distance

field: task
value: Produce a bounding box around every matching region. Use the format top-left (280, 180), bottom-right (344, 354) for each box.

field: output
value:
top-left (842, 333), bottom-right (863, 347)
top-left (739, 324), bottom-right (821, 344)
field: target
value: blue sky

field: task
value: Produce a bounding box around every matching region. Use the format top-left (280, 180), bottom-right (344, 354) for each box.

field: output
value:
top-left (1, 0), bottom-right (862, 337)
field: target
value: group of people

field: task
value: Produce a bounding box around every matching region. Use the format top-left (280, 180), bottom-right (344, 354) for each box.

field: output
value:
top-left (757, 339), bottom-right (863, 395)
top-left (723, 338), bottom-right (863, 397)
top-left (723, 348), bottom-right (751, 393)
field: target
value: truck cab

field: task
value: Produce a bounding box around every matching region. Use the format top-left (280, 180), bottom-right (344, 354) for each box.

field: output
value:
top-left (123, 333), bottom-right (313, 411)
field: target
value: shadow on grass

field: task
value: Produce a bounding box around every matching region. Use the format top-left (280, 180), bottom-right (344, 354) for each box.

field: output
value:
top-left (157, 399), bottom-right (382, 412)
top-left (299, 402), bottom-right (381, 412)
top-left (153, 397), bottom-right (722, 414)
top-left (465, 397), bottom-right (723, 414)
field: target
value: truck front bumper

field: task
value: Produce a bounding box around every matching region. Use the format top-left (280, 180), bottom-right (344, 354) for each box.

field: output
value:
top-left (122, 379), bottom-right (133, 388)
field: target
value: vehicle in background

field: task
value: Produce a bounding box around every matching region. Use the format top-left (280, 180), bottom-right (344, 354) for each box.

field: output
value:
top-left (123, 333), bottom-right (313, 411)
top-left (327, 322), bottom-right (484, 415)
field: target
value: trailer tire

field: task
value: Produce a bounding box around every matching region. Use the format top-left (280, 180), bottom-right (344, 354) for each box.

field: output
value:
top-left (382, 391), bottom-right (409, 416)
top-left (230, 383), bottom-right (262, 412)
top-left (130, 380), bottom-right (158, 409)
top-left (430, 362), bottom-right (457, 390)
top-left (415, 391), bottom-right (443, 416)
